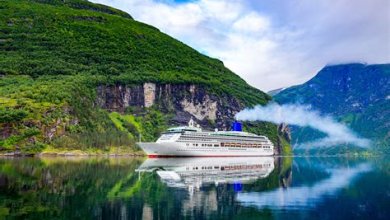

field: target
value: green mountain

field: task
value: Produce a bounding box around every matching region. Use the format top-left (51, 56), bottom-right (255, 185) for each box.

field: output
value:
top-left (275, 63), bottom-right (390, 152)
top-left (0, 0), bottom-right (290, 154)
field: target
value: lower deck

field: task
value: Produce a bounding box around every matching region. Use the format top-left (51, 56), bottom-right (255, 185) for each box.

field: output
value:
top-left (138, 142), bottom-right (274, 157)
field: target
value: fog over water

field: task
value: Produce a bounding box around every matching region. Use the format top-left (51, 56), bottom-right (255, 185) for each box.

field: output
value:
top-left (235, 103), bottom-right (371, 148)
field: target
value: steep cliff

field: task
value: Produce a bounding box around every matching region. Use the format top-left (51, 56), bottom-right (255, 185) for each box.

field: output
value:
top-left (96, 83), bottom-right (241, 129)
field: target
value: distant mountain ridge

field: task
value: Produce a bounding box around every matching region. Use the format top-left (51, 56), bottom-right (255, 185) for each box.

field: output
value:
top-left (267, 88), bottom-right (286, 96)
top-left (274, 63), bottom-right (390, 151)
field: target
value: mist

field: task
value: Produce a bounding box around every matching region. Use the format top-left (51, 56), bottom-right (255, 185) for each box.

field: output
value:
top-left (235, 103), bottom-right (371, 148)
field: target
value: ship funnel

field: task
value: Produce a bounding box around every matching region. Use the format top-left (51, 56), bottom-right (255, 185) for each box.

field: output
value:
top-left (232, 121), bottom-right (242, 132)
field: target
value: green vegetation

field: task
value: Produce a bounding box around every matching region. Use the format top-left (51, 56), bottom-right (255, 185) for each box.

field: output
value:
top-left (243, 122), bottom-right (291, 155)
top-left (0, 0), bottom-right (282, 153)
top-left (0, 74), bottom-right (165, 152)
top-left (0, 108), bottom-right (28, 123)
top-left (109, 107), bottom-right (171, 142)
top-left (0, 0), bottom-right (270, 106)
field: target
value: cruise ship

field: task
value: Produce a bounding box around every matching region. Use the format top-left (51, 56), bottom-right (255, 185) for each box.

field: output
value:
top-left (137, 119), bottom-right (274, 157)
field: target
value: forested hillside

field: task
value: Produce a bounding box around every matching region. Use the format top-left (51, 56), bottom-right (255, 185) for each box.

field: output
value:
top-left (0, 0), bottom-right (290, 154)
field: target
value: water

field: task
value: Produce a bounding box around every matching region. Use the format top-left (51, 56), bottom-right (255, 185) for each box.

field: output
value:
top-left (0, 156), bottom-right (388, 219)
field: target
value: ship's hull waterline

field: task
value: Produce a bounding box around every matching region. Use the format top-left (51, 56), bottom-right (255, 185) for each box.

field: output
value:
top-left (138, 142), bottom-right (274, 157)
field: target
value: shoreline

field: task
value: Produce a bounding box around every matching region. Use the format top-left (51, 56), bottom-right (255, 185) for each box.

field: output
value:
top-left (0, 151), bottom-right (378, 158)
top-left (0, 151), bottom-right (146, 157)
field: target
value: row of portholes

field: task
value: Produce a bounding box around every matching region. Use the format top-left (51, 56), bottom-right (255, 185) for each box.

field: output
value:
top-left (184, 143), bottom-right (272, 149)
top-left (185, 143), bottom-right (219, 147)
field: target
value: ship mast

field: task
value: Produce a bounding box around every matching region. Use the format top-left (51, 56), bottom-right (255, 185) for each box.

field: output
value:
top-left (188, 118), bottom-right (195, 127)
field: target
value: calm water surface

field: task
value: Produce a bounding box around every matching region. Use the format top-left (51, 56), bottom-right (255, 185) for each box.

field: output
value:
top-left (0, 156), bottom-right (388, 219)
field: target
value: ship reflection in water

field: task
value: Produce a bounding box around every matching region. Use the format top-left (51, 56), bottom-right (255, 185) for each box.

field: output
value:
top-left (136, 157), bottom-right (275, 193)
top-left (136, 157), bottom-right (277, 217)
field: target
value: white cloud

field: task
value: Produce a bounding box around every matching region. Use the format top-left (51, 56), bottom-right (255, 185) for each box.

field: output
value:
top-left (232, 12), bottom-right (270, 33)
top-left (91, 0), bottom-right (390, 91)
top-left (235, 103), bottom-right (371, 148)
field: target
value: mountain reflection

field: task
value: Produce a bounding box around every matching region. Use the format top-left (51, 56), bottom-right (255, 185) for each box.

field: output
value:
top-left (1, 157), bottom-right (385, 219)
top-left (237, 162), bottom-right (372, 210)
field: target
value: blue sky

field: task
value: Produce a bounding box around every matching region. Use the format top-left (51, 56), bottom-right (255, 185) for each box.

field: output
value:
top-left (92, 0), bottom-right (390, 91)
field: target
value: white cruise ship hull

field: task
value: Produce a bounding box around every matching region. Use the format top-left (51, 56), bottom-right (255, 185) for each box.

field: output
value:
top-left (138, 142), bottom-right (274, 157)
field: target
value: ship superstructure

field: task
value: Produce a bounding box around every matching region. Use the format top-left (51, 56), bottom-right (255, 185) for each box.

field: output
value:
top-left (138, 119), bottom-right (274, 157)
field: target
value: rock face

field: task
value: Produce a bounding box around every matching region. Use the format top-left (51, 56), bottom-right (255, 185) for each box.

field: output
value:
top-left (278, 123), bottom-right (291, 143)
top-left (272, 123), bottom-right (292, 155)
top-left (96, 83), bottom-right (291, 155)
top-left (97, 83), bottom-right (242, 130)
top-left (143, 83), bottom-right (156, 108)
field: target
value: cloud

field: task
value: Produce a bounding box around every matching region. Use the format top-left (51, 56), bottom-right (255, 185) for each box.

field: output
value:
top-left (232, 12), bottom-right (270, 33)
top-left (91, 0), bottom-right (390, 91)
top-left (235, 103), bottom-right (371, 148)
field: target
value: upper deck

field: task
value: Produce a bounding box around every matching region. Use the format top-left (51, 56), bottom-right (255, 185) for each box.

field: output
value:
top-left (158, 126), bottom-right (268, 142)
top-left (157, 119), bottom-right (271, 145)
